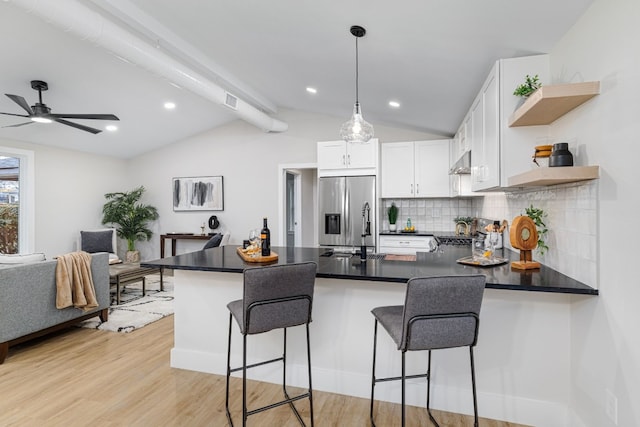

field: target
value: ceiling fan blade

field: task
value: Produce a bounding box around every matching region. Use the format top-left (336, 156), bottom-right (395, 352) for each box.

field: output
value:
top-left (50, 113), bottom-right (119, 121)
top-left (54, 118), bottom-right (102, 134)
top-left (5, 94), bottom-right (34, 115)
top-left (2, 121), bottom-right (34, 128)
top-left (0, 111), bottom-right (30, 118)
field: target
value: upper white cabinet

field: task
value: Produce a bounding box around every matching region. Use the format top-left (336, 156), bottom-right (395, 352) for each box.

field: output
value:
top-left (317, 139), bottom-right (379, 176)
top-left (381, 140), bottom-right (451, 198)
top-left (452, 114), bottom-right (471, 162)
top-left (468, 54), bottom-right (550, 191)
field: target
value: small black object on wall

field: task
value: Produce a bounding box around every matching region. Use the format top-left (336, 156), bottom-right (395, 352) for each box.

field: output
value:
top-left (208, 215), bottom-right (220, 231)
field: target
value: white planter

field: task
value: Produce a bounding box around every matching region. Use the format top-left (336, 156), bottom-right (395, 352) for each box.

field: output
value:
top-left (125, 250), bottom-right (140, 263)
top-left (389, 224), bottom-right (397, 232)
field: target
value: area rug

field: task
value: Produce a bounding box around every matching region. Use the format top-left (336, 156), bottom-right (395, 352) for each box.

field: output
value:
top-left (78, 274), bottom-right (173, 333)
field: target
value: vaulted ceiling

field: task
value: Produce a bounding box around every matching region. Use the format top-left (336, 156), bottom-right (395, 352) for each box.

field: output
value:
top-left (0, 0), bottom-right (595, 158)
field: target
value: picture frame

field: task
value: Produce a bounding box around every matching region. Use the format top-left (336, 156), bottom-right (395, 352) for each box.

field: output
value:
top-left (172, 176), bottom-right (224, 211)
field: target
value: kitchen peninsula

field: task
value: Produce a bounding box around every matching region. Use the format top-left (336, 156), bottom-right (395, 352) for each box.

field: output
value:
top-left (142, 245), bottom-right (597, 423)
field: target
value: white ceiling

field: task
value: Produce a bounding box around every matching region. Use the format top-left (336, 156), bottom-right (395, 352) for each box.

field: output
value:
top-left (0, 0), bottom-right (595, 159)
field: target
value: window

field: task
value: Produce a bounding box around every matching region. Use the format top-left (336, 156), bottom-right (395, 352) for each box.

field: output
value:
top-left (0, 146), bottom-right (34, 253)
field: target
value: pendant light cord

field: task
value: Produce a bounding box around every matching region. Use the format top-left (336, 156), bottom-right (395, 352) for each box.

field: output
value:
top-left (355, 36), bottom-right (359, 104)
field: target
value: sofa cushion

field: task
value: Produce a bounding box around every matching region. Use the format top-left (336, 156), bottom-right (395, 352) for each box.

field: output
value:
top-left (0, 253), bottom-right (46, 264)
top-left (203, 233), bottom-right (223, 249)
top-left (81, 230), bottom-right (114, 254)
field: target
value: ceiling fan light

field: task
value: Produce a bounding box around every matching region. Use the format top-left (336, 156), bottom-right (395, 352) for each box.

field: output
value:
top-left (31, 116), bottom-right (52, 124)
top-left (340, 102), bottom-right (374, 143)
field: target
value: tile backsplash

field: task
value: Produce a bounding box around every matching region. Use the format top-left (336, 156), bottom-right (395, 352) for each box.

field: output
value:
top-left (381, 180), bottom-right (598, 288)
top-left (380, 198), bottom-right (475, 232)
top-left (476, 181), bottom-right (598, 288)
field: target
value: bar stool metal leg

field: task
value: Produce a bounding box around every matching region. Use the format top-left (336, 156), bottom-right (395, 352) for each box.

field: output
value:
top-left (426, 350), bottom-right (439, 426)
top-left (470, 347), bottom-right (479, 427)
top-left (225, 313), bottom-right (234, 426)
top-left (370, 319), bottom-right (378, 426)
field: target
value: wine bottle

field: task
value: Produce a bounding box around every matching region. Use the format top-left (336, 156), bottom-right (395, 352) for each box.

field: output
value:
top-left (261, 217), bottom-right (271, 256)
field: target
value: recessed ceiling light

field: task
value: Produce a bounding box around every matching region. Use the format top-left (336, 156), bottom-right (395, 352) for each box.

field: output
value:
top-left (164, 102), bottom-right (176, 110)
top-left (389, 101), bottom-right (400, 108)
top-left (306, 87), bottom-right (317, 94)
top-left (105, 125), bottom-right (118, 132)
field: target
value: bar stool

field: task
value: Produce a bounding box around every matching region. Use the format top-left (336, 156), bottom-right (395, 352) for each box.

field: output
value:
top-left (225, 261), bottom-right (317, 426)
top-left (370, 274), bottom-right (486, 427)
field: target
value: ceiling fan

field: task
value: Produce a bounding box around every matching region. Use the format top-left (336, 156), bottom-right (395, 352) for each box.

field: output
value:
top-left (1, 80), bottom-right (119, 134)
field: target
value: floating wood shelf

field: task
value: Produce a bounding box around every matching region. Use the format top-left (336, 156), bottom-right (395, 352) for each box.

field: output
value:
top-left (508, 165), bottom-right (599, 188)
top-left (508, 81), bottom-right (600, 127)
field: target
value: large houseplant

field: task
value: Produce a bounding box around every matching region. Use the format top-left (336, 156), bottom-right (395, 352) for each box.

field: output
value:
top-left (102, 186), bottom-right (159, 262)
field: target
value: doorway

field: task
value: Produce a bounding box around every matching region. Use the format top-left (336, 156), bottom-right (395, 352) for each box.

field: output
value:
top-left (278, 164), bottom-right (317, 247)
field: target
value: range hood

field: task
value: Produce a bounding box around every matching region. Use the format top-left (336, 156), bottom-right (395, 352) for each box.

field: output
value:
top-left (449, 151), bottom-right (471, 174)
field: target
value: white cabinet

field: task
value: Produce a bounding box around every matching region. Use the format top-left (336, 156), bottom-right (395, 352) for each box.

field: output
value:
top-left (452, 115), bottom-right (470, 162)
top-left (381, 140), bottom-right (451, 198)
top-left (379, 235), bottom-right (436, 255)
top-left (468, 54), bottom-right (550, 191)
top-left (317, 139), bottom-right (378, 175)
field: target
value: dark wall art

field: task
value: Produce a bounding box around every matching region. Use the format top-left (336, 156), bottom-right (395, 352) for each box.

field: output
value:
top-left (172, 176), bottom-right (224, 211)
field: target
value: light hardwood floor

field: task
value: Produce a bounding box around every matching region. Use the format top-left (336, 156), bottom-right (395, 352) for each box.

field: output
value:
top-left (0, 316), bottom-right (529, 426)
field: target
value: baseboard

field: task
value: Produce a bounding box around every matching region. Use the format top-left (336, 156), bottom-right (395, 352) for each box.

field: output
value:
top-left (170, 347), bottom-right (571, 426)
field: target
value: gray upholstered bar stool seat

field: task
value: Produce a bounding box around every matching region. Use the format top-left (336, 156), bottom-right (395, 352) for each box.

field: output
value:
top-left (370, 274), bottom-right (486, 427)
top-left (225, 261), bottom-right (317, 427)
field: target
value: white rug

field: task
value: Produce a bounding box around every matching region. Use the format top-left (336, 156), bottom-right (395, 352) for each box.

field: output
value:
top-left (79, 274), bottom-right (173, 333)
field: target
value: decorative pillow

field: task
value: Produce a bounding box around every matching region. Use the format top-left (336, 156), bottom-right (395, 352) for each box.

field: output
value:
top-left (81, 230), bottom-right (114, 253)
top-left (0, 252), bottom-right (46, 264)
top-left (203, 233), bottom-right (223, 249)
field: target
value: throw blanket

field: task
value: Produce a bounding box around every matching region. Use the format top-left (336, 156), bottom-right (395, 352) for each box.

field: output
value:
top-left (55, 251), bottom-right (98, 311)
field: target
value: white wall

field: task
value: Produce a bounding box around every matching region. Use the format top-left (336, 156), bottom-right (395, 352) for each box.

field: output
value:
top-left (127, 108), bottom-right (437, 258)
top-left (0, 137), bottom-right (128, 258)
top-left (548, 1), bottom-right (639, 425)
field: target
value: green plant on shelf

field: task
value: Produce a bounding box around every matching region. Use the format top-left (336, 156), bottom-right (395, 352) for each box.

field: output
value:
top-left (524, 204), bottom-right (548, 255)
top-left (513, 74), bottom-right (541, 98)
top-left (387, 203), bottom-right (398, 225)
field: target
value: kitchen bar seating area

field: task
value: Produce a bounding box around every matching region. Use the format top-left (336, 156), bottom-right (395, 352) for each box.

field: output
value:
top-left (142, 243), bottom-right (596, 426)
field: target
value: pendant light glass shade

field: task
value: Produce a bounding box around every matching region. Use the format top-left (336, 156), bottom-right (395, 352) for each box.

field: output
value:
top-left (340, 25), bottom-right (374, 143)
top-left (340, 102), bottom-right (374, 143)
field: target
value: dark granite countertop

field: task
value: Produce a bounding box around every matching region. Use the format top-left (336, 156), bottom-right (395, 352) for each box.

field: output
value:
top-left (142, 245), bottom-right (597, 295)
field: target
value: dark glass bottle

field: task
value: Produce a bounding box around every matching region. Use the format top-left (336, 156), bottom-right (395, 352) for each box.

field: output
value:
top-left (261, 217), bottom-right (271, 256)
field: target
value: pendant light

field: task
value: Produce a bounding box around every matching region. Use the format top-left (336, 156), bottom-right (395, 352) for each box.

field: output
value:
top-left (340, 25), bottom-right (374, 143)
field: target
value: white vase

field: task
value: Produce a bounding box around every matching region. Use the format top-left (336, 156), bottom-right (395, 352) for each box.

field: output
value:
top-left (389, 224), bottom-right (397, 232)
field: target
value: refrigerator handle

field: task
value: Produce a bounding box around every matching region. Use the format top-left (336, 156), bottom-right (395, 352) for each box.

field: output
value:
top-left (344, 181), bottom-right (350, 242)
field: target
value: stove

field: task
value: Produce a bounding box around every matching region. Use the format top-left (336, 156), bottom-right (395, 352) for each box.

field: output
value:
top-left (435, 235), bottom-right (473, 246)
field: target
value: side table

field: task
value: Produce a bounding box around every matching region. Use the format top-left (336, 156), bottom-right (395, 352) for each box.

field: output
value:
top-left (108, 263), bottom-right (163, 305)
top-left (160, 233), bottom-right (210, 257)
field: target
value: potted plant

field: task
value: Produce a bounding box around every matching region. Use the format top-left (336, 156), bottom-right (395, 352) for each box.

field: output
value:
top-left (524, 204), bottom-right (548, 255)
top-left (387, 202), bottom-right (399, 231)
top-left (513, 74), bottom-right (542, 98)
top-left (102, 186), bottom-right (159, 263)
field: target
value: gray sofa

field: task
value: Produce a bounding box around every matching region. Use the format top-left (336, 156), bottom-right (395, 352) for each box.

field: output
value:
top-left (0, 252), bottom-right (110, 364)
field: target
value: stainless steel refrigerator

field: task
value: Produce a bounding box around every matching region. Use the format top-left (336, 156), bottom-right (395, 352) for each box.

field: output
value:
top-left (318, 175), bottom-right (376, 249)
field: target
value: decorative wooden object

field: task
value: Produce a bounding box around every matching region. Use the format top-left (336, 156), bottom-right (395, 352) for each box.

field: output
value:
top-left (510, 216), bottom-right (541, 270)
top-left (236, 247), bottom-right (279, 263)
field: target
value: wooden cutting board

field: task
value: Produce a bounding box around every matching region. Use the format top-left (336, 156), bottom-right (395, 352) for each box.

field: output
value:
top-left (236, 247), bottom-right (279, 263)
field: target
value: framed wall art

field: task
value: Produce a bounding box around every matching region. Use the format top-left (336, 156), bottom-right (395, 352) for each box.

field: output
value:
top-left (172, 176), bottom-right (224, 211)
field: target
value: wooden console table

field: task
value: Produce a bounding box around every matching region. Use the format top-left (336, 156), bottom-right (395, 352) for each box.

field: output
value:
top-left (160, 233), bottom-right (210, 258)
